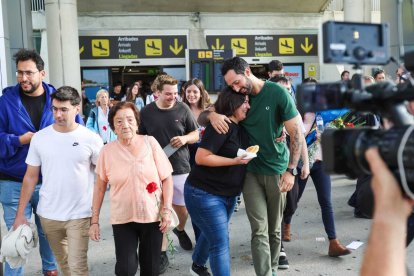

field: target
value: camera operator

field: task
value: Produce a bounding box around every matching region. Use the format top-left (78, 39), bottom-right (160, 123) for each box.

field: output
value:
top-left (361, 148), bottom-right (414, 276)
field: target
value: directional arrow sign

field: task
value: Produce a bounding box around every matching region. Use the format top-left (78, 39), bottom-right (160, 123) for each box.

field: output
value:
top-left (300, 37), bottom-right (313, 53)
top-left (169, 38), bottom-right (184, 55)
top-left (211, 38), bottom-right (224, 50)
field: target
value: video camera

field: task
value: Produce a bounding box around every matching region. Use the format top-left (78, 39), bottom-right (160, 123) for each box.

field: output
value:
top-left (297, 21), bottom-right (414, 199)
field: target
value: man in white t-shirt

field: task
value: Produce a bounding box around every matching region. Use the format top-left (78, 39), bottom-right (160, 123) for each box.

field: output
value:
top-left (13, 86), bottom-right (103, 275)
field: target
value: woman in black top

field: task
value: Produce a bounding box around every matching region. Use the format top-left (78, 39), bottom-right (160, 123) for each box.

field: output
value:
top-left (184, 89), bottom-right (252, 276)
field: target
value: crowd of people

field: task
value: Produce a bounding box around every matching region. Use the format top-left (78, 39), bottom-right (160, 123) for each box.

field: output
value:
top-left (0, 48), bottom-right (412, 276)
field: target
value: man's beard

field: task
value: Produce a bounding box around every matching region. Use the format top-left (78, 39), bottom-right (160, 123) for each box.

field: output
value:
top-left (241, 76), bottom-right (253, 95)
top-left (20, 81), bottom-right (39, 94)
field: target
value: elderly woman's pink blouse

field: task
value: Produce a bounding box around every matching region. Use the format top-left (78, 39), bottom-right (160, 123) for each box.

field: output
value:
top-left (96, 135), bottom-right (173, 224)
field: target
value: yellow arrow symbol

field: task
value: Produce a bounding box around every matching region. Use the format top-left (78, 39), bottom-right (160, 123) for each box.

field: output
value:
top-left (211, 38), bottom-right (224, 50)
top-left (300, 37), bottom-right (313, 53)
top-left (169, 39), bottom-right (184, 55)
top-left (79, 46), bottom-right (84, 54)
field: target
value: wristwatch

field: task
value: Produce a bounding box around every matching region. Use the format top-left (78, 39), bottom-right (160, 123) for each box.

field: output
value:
top-left (286, 167), bottom-right (298, 176)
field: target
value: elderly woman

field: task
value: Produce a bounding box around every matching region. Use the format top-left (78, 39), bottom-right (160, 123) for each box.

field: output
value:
top-left (184, 89), bottom-right (252, 276)
top-left (89, 102), bottom-right (174, 276)
top-left (86, 89), bottom-right (117, 143)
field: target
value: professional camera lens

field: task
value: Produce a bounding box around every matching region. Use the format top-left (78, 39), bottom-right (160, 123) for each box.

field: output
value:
top-left (322, 126), bottom-right (414, 198)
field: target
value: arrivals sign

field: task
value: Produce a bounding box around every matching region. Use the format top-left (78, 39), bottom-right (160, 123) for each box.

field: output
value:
top-left (79, 35), bottom-right (187, 59)
top-left (205, 34), bottom-right (318, 57)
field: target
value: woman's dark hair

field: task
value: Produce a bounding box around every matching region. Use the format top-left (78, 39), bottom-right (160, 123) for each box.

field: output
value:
top-left (108, 102), bottom-right (140, 133)
top-left (214, 87), bottom-right (246, 117)
top-left (125, 83), bottom-right (141, 102)
top-left (182, 78), bottom-right (210, 109)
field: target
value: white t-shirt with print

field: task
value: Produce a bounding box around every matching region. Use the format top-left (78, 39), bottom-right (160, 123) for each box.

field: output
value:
top-left (26, 124), bottom-right (103, 221)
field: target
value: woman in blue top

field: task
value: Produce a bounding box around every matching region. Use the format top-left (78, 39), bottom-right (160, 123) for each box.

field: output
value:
top-left (126, 83), bottom-right (145, 111)
top-left (86, 89), bottom-right (117, 144)
top-left (184, 88), bottom-right (252, 276)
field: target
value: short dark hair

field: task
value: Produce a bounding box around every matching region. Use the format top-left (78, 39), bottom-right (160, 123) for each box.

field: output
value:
top-left (303, 77), bottom-right (318, 84)
top-left (269, 75), bottom-right (289, 84)
top-left (51, 86), bottom-right (81, 106)
top-left (268, 60), bottom-right (284, 72)
top-left (373, 69), bottom-right (385, 79)
top-left (108, 101), bottom-right (140, 132)
top-left (340, 70), bottom-right (350, 78)
top-left (113, 81), bottom-right (122, 87)
top-left (13, 49), bottom-right (44, 71)
top-left (214, 87), bottom-right (246, 117)
top-left (221, 57), bottom-right (249, 76)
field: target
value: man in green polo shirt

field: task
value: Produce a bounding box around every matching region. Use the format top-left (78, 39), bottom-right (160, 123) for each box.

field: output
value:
top-left (201, 57), bottom-right (304, 276)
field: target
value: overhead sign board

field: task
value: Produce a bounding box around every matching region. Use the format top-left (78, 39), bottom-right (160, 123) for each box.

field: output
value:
top-left (79, 35), bottom-right (187, 60)
top-left (188, 49), bottom-right (234, 92)
top-left (189, 49), bottom-right (233, 61)
top-left (205, 34), bottom-right (317, 57)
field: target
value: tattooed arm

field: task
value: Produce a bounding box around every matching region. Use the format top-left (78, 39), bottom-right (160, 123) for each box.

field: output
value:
top-left (279, 114), bottom-right (304, 192)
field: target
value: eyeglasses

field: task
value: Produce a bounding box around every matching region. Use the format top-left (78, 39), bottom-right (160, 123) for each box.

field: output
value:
top-left (16, 70), bottom-right (39, 78)
top-left (50, 106), bottom-right (72, 114)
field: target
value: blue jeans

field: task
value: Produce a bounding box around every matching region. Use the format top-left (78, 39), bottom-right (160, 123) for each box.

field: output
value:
top-left (297, 161), bottom-right (337, 239)
top-left (0, 180), bottom-right (57, 275)
top-left (184, 182), bottom-right (236, 276)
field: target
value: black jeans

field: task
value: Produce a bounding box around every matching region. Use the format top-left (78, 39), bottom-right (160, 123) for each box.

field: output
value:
top-left (283, 176), bottom-right (299, 224)
top-left (112, 222), bottom-right (162, 276)
top-left (284, 161), bottom-right (337, 239)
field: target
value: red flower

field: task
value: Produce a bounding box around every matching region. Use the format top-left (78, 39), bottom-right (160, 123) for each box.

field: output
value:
top-left (103, 126), bottom-right (107, 131)
top-left (146, 182), bottom-right (158, 194)
top-left (345, 122), bottom-right (355, 128)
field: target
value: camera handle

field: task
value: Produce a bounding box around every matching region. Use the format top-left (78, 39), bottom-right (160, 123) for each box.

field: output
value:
top-left (351, 64), bottom-right (365, 92)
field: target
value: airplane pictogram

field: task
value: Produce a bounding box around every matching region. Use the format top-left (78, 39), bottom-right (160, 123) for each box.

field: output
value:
top-left (147, 40), bottom-right (161, 51)
top-left (278, 38), bottom-right (294, 54)
top-left (91, 39), bottom-right (110, 57)
top-left (93, 41), bottom-right (108, 51)
top-left (232, 40), bottom-right (245, 50)
top-left (145, 39), bottom-right (162, 56)
top-left (280, 40), bottom-right (292, 49)
top-left (230, 38), bottom-right (247, 55)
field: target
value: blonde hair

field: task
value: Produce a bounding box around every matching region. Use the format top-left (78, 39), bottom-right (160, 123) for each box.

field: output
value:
top-left (156, 75), bottom-right (178, 92)
top-left (95, 89), bottom-right (109, 106)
